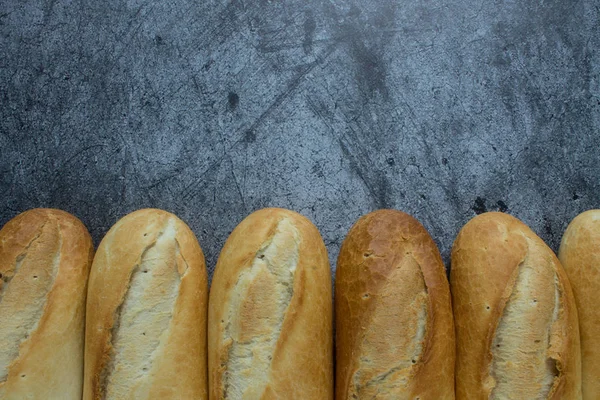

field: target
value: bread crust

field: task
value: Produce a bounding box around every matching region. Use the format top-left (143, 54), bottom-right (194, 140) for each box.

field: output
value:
top-left (335, 209), bottom-right (455, 399)
top-left (0, 208), bottom-right (94, 400)
top-left (208, 208), bottom-right (333, 399)
top-left (83, 208), bottom-right (208, 400)
top-left (559, 210), bottom-right (600, 399)
top-left (451, 212), bottom-right (581, 400)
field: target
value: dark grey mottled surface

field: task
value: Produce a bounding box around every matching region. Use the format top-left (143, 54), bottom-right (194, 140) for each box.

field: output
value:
top-left (1, 0), bottom-right (599, 277)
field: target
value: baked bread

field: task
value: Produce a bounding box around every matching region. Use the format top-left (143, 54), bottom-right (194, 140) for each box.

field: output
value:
top-left (559, 210), bottom-right (600, 399)
top-left (335, 209), bottom-right (455, 399)
top-left (208, 208), bottom-right (333, 399)
top-left (451, 212), bottom-right (581, 399)
top-left (83, 208), bottom-right (208, 399)
top-left (0, 208), bottom-right (94, 399)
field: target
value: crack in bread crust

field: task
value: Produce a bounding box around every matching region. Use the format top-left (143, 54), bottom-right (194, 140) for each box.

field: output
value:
top-left (489, 237), bottom-right (561, 399)
top-left (350, 255), bottom-right (429, 398)
top-left (222, 217), bottom-right (300, 399)
top-left (101, 218), bottom-right (183, 399)
top-left (0, 218), bottom-right (61, 382)
top-left (0, 222), bottom-right (46, 304)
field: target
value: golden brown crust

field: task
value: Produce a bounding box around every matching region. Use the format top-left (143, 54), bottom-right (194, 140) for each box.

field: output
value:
top-left (0, 208), bottom-right (94, 400)
top-left (208, 208), bottom-right (333, 400)
top-left (335, 209), bottom-right (455, 399)
top-left (559, 210), bottom-right (600, 399)
top-left (451, 212), bottom-right (581, 400)
top-left (83, 208), bottom-right (208, 400)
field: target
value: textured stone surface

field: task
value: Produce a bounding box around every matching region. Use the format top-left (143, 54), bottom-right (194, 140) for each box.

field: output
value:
top-left (1, 0), bottom-right (599, 278)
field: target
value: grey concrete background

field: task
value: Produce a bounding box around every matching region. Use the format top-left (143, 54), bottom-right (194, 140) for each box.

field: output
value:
top-left (1, 0), bottom-right (599, 279)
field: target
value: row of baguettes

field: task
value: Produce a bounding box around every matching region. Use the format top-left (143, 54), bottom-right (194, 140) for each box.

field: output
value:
top-left (0, 207), bottom-right (598, 399)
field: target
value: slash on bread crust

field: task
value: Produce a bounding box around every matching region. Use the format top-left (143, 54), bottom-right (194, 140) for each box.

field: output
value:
top-left (208, 208), bottom-right (333, 400)
top-left (0, 209), bottom-right (94, 400)
top-left (559, 210), bottom-right (600, 399)
top-left (451, 212), bottom-right (581, 400)
top-left (335, 209), bottom-right (455, 400)
top-left (83, 209), bottom-right (208, 400)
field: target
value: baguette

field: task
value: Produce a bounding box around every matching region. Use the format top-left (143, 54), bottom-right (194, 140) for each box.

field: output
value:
top-left (0, 208), bottom-right (94, 399)
top-left (451, 212), bottom-right (581, 399)
top-left (559, 210), bottom-right (600, 399)
top-left (83, 208), bottom-right (208, 399)
top-left (208, 208), bottom-right (333, 399)
top-left (335, 209), bottom-right (455, 399)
